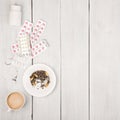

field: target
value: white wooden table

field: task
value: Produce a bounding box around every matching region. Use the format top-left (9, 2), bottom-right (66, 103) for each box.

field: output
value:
top-left (0, 0), bottom-right (120, 120)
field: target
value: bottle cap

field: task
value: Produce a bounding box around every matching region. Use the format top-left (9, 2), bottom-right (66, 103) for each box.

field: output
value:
top-left (11, 5), bottom-right (21, 11)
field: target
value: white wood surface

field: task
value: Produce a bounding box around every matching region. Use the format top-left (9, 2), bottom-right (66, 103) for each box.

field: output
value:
top-left (0, 0), bottom-right (88, 119)
top-left (32, 0), bottom-right (89, 120)
top-left (33, 0), bottom-right (60, 120)
top-left (61, 0), bottom-right (88, 120)
top-left (0, 0), bottom-right (32, 119)
top-left (2, 0), bottom-right (120, 120)
top-left (91, 0), bottom-right (120, 119)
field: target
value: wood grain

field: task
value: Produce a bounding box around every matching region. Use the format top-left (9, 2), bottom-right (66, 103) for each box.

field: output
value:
top-left (91, 0), bottom-right (120, 119)
top-left (0, 0), bottom-right (32, 120)
top-left (61, 0), bottom-right (88, 120)
top-left (33, 0), bottom-right (60, 120)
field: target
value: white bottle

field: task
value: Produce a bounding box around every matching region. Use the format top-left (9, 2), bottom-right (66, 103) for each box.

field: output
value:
top-left (9, 4), bottom-right (22, 26)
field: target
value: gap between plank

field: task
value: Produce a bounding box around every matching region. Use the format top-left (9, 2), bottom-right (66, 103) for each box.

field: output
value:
top-left (88, 0), bottom-right (91, 120)
top-left (60, 0), bottom-right (62, 120)
top-left (31, 0), bottom-right (34, 120)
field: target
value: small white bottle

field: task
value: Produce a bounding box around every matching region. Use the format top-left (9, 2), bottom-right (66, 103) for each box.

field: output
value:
top-left (9, 4), bottom-right (22, 26)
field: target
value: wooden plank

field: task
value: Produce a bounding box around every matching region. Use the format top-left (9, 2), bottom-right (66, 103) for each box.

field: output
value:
top-left (61, 0), bottom-right (88, 120)
top-left (0, 0), bottom-right (32, 120)
top-left (91, 0), bottom-right (120, 119)
top-left (33, 0), bottom-right (60, 120)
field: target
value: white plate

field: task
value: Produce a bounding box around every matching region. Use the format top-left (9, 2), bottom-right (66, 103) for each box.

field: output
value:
top-left (23, 64), bottom-right (56, 97)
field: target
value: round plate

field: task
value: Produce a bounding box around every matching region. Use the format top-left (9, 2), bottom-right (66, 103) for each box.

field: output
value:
top-left (23, 64), bottom-right (56, 97)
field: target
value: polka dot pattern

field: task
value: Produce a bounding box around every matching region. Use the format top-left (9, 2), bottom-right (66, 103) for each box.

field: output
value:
top-left (18, 20), bottom-right (33, 37)
top-left (30, 20), bottom-right (46, 46)
top-left (11, 20), bottom-right (48, 58)
top-left (31, 40), bottom-right (48, 58)
top-left (11, 43), bottom-right (19, 54)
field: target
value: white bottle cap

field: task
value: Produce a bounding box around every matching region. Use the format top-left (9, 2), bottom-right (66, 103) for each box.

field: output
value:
top-left (11, 5), bottom-right (21, 11)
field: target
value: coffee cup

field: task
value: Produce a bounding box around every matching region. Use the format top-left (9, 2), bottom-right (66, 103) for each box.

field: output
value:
top-left (6, 91), bottom-right (25, 111)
